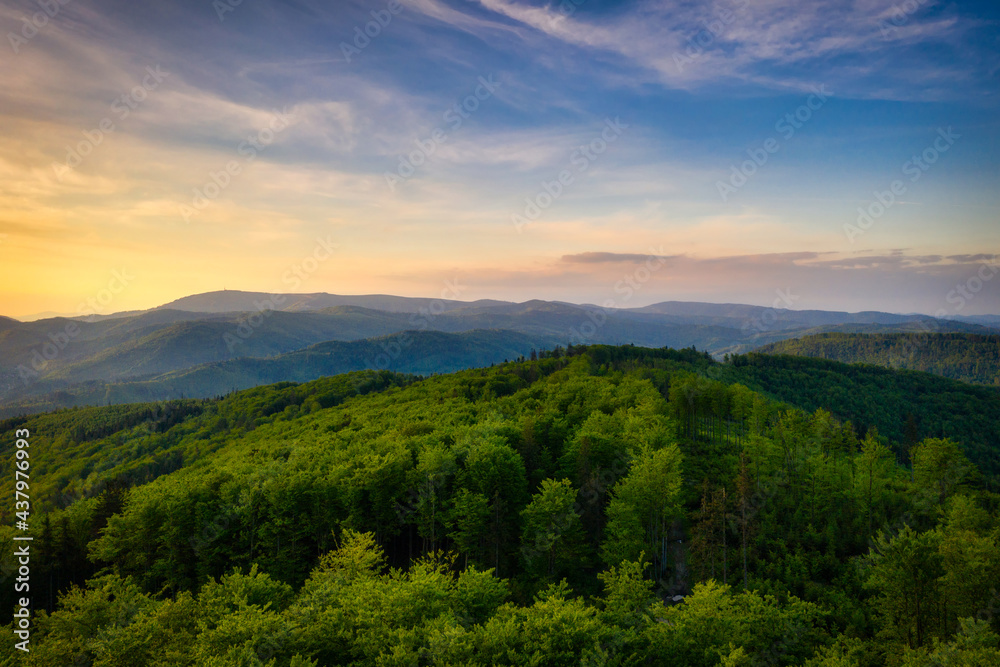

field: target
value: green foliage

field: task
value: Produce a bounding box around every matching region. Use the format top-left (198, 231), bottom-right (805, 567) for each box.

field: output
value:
top-left (645, 580), bottom-right (829, 667)
top-left (597, 556), bottom-right (655, 627)
top-left (865, 526), bottom-right (945, 650)
top-left (520, 478), bottom-right (587, 583)
top-left (899, 618), bottom-right (1000, 666)
top-left (722, 352), bottom-right (1000, 486)
top-left (912, 438), bottom-right (974, 505)
top-left (473, 581), bottom-right (606, 666)
top-left (758, 332), bottom-right (1000, 386)
top-left (601, 444), bottom-right (683, 580)
top-left (3, 343), bottom-right (1000, 666)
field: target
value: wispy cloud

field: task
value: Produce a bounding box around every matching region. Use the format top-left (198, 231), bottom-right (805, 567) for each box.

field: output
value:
top-left (0, 0), bottom-right (996, 316)
top-left (404, 0), bottom-right (989, 99)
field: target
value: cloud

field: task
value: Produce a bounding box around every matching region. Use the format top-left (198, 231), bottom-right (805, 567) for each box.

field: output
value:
top-left (400, 0), bottom-right (990, 99)
top-left (810, 253), bottom-right (1000, 271)
top-left (947, 253), bottom-right (998, 264)
top-left (561, 251), bottom-right (677, 264)
top-left (1, 0), bottom-right (997, 318)
top-left (380, 248), bottom-right (1000, 315)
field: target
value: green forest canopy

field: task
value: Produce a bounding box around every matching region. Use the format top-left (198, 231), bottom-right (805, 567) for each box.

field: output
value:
top-left (1, 345), bottom-right (999, 666)
top-left (756, 332), bottom-right (1000, 387)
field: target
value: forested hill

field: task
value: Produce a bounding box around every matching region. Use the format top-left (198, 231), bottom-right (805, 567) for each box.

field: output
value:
top-left (0, 329), bottom-right (556, 417)
top-left (2, 345), bottom-right (1000, 665)
top-left (756, 332), bottom-right (1000, 386)
top-left (718, 352), bottom-right (1000, 482)
top-left (5, 296), bottom-right (991, 416)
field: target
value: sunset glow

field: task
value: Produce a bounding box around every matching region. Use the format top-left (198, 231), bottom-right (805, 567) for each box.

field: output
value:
top-left (1, 0), bottom-right (998, 318)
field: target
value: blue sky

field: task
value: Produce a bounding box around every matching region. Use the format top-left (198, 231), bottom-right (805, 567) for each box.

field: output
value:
top-left (1, 0), bottom-right (998, 317)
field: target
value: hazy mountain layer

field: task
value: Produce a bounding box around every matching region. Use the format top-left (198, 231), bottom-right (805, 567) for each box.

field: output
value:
top-left (0, 329), bottom-right (553, 416)
top-left (1, 292), bottom-right (994, 415)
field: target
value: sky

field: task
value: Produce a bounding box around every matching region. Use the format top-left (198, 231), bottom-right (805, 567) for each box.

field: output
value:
top-left (1, 0), bottom-right (999, 319)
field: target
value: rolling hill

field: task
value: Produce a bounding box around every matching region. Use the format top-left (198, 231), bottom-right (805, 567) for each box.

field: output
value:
top-left (0, 329), bottom-right (556, 415)
top-left (1, 292), bottom-right (995, 415)
top-left (756, 332), bottom-right (1000, 386)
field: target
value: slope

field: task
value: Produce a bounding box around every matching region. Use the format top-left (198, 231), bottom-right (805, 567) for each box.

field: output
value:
top-left (0, 329), bottom-right (557, 415)
top-left (3, 345), bottom-right (999, 666)
top-left (754, 332), bottom-right (1000, 386)
top-left (721, 352), bottom-right (1000, 479)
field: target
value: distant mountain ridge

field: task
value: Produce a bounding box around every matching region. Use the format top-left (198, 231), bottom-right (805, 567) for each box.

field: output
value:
top-left (156, 290), bottom-right (489, 314)
top-left (626, 301), bottom-right (941, 328)
top-left (1, 291), bottom-right (996, 415)
top-left (0, 329), bottom-right (553, 416)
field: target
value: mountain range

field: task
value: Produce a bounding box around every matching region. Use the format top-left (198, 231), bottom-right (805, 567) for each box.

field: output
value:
top-left (1, 290), bottom-right (995, 416)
